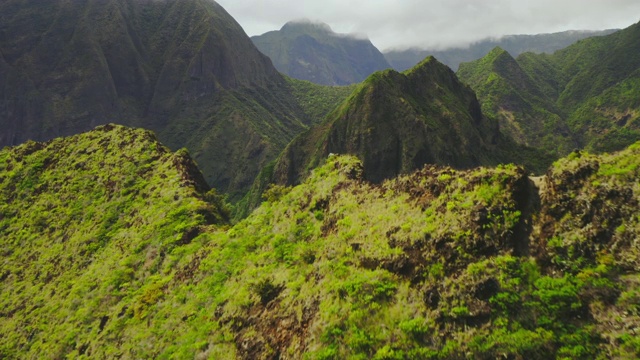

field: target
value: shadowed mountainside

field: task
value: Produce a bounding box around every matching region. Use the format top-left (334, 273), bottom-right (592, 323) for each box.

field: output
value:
top-left (0, 0), bottom-right (352, 199)
top-left (270, 56), bottom-right (551, 189)
top-left (252, 20), bottom-right (391, 86)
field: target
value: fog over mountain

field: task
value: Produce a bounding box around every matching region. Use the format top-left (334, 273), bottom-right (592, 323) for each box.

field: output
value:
top-left (251, 20), bottom-right (391, 85)
top-left (217, 0), bottom-right (640, 50)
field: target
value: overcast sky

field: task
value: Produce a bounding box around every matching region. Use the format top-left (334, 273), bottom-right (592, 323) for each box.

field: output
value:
top-left (215, 0), bottom-right (640, 50)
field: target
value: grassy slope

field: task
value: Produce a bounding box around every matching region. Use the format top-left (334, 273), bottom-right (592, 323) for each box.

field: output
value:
top-left (0, 125), bottom-right (228, 358)
top-left (2, 127), bottom-right (640, 358)
top-left (457, 48), bottom-right (575, 156)
top-left (149, 145), bottom-right (640, 359)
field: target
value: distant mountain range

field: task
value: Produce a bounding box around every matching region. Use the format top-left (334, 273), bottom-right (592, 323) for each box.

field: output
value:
top-left (251, 22), bottom-right (617, 86)
top-left (385, 29), bottom-right (618, 71)
top-left (252, 20), bottom-right (391, 86)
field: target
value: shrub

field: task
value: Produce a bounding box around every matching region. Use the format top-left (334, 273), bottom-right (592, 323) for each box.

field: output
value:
top-left (250, 278), bottom-right (283, 305)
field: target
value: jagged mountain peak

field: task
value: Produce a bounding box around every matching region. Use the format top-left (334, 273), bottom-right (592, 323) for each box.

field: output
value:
top-left (269, 56), bottom-right (523, 187)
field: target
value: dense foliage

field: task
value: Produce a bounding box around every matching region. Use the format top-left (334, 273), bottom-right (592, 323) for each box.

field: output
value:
top-left (0, 125), bottom-right (228, 357)
top-left (3, 128), bottom-right (640, 358)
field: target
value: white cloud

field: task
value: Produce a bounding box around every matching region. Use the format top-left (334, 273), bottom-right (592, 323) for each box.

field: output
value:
top-left (215, 0), bottom-right (640, 50)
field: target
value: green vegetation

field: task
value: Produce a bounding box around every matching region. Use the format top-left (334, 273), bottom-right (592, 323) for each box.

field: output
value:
top-left (457, 47), bottom-right (575, 156)
top-left (271, 56), bottom-right (551, 189)
top-left (458, 22), bottom-right (640, 158)
top-left (4, 128), bottom-right (640, 358)
top-left (0, 0), bottom-right (350, 200)
top-left (285, 77), bottom-right (356, 123)
top-left (3, 2), bottom-right (640, 359)
top-left (0, 125), bottom-right (228, 358)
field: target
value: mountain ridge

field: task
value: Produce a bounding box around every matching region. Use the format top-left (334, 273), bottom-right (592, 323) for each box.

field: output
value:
top-left (269, 56), bottom-right (550, 191)
top-left (457, 47), bottom-right (575, 154)
top-left (385, 29), bottom-right (618, 71)
top-left (457, 21), bottom-right (640, 155)
top-left (2, 125), bottom-right (640, 358)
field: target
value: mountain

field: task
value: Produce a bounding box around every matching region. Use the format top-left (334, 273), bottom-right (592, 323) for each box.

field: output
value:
top-left (0, 0), bottom-right (350, 199)
top-left (456, 47), bottom-right (576, 155)
top-left (0, 124), bottom-right (229, 358)
top-left (270, 56), bottom-right (550, 188)
top-left (2, 125), bottom-right (640, 358)
top-left (251, 20), bottom-right (391, 85)
top-left (457, 21), bottom-right (640, 155)
top-left (385, 29), bottom-right (618, 72)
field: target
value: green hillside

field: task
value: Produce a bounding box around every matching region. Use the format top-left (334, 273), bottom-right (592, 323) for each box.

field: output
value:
top-left (270, 56), bottom-right (551, 189)
top-left (3, 1), bottom-right (640, 358)
top-left (2, 126), bottom-right (640, 358)
top-left (458, 21), bottom-right (640, 156)
top-left (0, 0), bottom-right (352, 200)
top-left (0, 125), bottom-right (229, 357)
top-left (252, 21), bottom-right (391, 86)
top-left (456, 48), bottom-right (575, 155)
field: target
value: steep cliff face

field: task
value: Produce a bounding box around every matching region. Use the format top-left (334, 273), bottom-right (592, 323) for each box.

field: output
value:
top-left (271, 56), bottom-right (538, 187)
top-left (252, 20), bottom-right (391, 85)
top-left (0, 0), bottom-right (312, 197)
